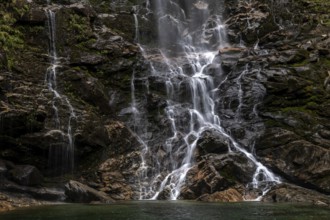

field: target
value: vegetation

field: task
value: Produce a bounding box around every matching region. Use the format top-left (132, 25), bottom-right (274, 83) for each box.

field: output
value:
top-left (0, 0), bottom-right (29, 69)
top-left (305, 0), bottom-right (330, 26)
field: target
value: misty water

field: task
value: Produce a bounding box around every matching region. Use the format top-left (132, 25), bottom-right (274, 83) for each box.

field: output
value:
top-left (0, 201), bottom-right (329, 220)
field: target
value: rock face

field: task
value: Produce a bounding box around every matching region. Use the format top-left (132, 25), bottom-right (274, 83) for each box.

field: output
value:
top-left (9, 165), bottom-right (43, 186)
top-left (0, 0), bottom-right (143, 207)
top-left (262, 183), bottom-right (330, 206)
top-left (256, 128), bottom-right (330, 193)
top-left (0, 0), bottom-right (329, 209)
top-left (65, 180), bottom-right (114, 203)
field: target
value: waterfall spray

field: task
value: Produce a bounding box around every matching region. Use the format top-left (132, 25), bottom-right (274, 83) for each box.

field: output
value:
top-left (131, 0), bottom-right (280, 200)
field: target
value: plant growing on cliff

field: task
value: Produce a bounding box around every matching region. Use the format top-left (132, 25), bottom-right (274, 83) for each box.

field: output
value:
top-left (0, 0), bottom-right (29, 69)
top-left (68, 13), bottom-right (92, 42)
top-left (0, 14), bottom-right (24, 51)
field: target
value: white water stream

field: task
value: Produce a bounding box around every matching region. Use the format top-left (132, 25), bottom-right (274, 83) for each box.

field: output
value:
top-left (45, 7), bottom-right (76, 173)
top-left (131, 0), bottom-right (280, 200)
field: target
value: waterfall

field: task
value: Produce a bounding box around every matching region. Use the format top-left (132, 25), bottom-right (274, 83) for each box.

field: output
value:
top-left (131, 0), bottom-right (280, 200)
top-left (45, 8), bottom-right (76, 174)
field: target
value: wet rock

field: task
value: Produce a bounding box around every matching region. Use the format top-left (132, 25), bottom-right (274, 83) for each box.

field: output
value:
top-left (0, 50), bottom-right (7, 69)
top-left (9, 165), bottom-right (43, 186)
top-left (203, 63), bottom-right (222, 77)
top-left (0, 166), bottom-right (6, 179)
top-left (197, 188), bottom-right (243, 202)
top-left (65, 180), bottom-right (114, 203)
top-left (97, 151), bottom-right (141, 200)
top-left (0, 109), bottom-right (45, 138)
top-left (147, 93), bottom-right (166, 110)
top-left (67, 3), bottom-right (97, 18)
top-left (0, 179), bottom-right (65, 201)
top-left (182, 152), bottom-right (256, 199)
top-left (0, 193), bottom-right (14, 212)
top-left (61, 70), bottom-right (110, 113)
top-left (225, 0), bottom-right (276, 44)
top-left (70, 53), bottom-right (107, 65)
top-left (256, 128), bottom-right (330, 193)
top-left (197, 130), bottom-right (230, 155)
top-left (21, 7), bottom-right (47, 24)
top-left (263, 183), bottom-right (330, 206)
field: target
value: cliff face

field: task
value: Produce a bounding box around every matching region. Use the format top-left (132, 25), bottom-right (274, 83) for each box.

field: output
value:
top-left (0, 0), bottom-right (144, 207)
top-left (0, 0), bottom-right (329, 209)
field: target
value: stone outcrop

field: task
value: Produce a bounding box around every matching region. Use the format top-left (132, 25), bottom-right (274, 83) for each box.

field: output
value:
top-left (1, 0), bottom-right (142, 210)
top-left (180, 152), bottom-right (256, 200)
top-left (65, 180), bottom-right (114, 203)
top-left (9, 165), bottom-right (43, 186)
top-left (262, 183), bottom-right (330, 206)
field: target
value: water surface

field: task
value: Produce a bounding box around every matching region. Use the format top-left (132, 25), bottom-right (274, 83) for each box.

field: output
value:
top-left (0, 201), bottom-right (329, 220)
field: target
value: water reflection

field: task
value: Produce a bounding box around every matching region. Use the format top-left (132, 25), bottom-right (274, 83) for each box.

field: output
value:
top-left (0, 201), bottom-right (329, 220)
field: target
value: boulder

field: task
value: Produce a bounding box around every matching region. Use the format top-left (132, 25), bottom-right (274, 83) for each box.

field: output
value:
top-left (262, 183), bottom-right (330, 206)
top-left (65, 180), bottom-right (114, 203)
top-left (181, 152), bottom-right (256, 199)
top-left (197, 130), bottom-right (230, 155)
top-left (9, 165), bottom-right (43, 186)
top-left (256, 127), bottom-right (330, 193)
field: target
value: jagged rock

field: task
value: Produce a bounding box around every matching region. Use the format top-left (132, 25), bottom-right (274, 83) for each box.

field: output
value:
top-left (0, 0), bottom-right (329, 207)
top-left (0, 109), bottom-right (45, 138)
top-left (257, 130), bottom-right (330, 193)
top-left (97, 151), bottom-right (141, 200)
top-left (262, 183), bottom-right (330, 206)
top-left (197, 130), bottom-right (230, 155)
top-left (9, 165), bottom-right (43, 186)
top-left (67, 3), bottom-right (97, 18)
top-left (0, 179), bottom-right (65, 201)
top-left (65, 180), bottom-right (114, 203)
top-left (181, 152), bottom-right (256, 199)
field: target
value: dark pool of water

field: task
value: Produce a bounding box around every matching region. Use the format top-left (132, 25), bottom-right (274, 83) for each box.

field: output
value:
top-left (0, 201), bottom-right (329, 220)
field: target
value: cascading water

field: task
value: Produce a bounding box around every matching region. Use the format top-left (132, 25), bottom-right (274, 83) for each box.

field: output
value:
top-left (45, 6), bottom-right (76, 174)
top-left (131, 0), bottom-right (280, 200)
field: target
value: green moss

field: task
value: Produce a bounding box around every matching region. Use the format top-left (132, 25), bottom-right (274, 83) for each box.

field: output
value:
top-left (0, 0), bottom-right (30, 69)
top-left (265, 119), bottom-right (283, 128)
top-left (281, 106), bottom-right (313, 114)
top-left (290, 59), bottom-right (309, 67)
top-left (304, 0), bottom-right (330, 26)
top-left (319, 58), bottom-right (330, 67)
top-left (306, 101), bottom-right (318, 109)
top-left (68, 13), bottom-right (92, 42)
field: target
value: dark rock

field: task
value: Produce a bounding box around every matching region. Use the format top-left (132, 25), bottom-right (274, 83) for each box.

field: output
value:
top-left (181, 152), bottom-right (256, 199)
top-left (0, 179), bottom-right (65, 201)
top-left (70, 53), bottom-right (107, 65)
top-left (197, 130), bottom-right (230, 155)
top-left (256, 128), bottom-right (330, 193)
top-left (21, 8), bottom-right (47, 24)
top-left (263, 183), bottom-right (330, 206)
top-left (97, 151), bottom-right (141, 200)
top-left (65, 180), bottom-right (114, 203)
top-left (9, 165), bottom-right (43, 186)
top-left (67, 3), bottom-right (97, 18)
top-left (0, 51), bottom-right (8, 69)
top-left (0, 160), bottom-right (7, 178)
